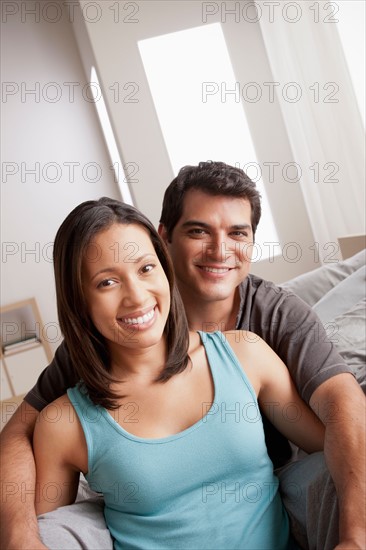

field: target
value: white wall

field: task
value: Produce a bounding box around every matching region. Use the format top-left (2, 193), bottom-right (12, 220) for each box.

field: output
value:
top-left (1, 0), bottom-right (120, 353)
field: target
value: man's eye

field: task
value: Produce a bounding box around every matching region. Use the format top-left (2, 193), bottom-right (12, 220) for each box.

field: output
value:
top-left (189, 229), bottom-right (206, 236)
top-left (231, 231), bottom-right (248, 237)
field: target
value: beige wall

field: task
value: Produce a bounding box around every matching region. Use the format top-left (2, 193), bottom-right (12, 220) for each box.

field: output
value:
top-left (1, 0), bottom-right (119, 353)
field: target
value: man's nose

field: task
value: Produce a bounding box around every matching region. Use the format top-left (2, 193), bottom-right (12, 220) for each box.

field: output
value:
top-left (202, 235), bottom-right (232, 263)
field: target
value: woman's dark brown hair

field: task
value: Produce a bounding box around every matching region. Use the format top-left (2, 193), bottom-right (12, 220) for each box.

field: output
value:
top-left (53, 197), bottom-right (190, 409)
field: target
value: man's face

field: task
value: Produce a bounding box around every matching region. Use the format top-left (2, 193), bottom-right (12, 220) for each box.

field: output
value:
top-left (160, 189), bottom-right (253, 304)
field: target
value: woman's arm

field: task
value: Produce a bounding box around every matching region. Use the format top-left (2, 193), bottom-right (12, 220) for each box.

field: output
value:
top-left (225, 331), bottom-right (325, 453)
top-left (33, 395), bottom-right (87, 515)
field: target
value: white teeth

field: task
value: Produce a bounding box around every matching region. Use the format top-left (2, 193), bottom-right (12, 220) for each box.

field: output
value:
top-left (121, 308), bottom-right (155, 325)
top-left (202, 266), bottom-right (229, 273)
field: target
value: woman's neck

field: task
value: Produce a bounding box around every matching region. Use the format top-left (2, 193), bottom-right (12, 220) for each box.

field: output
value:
top-left (109, 338), bottom-right (168, 382)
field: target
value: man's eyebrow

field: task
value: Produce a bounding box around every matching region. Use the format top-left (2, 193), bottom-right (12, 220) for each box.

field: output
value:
top-left (229, 224), bottom-right (252, 231)
top-left (181, 220), bottom-right (211, 229)
top-left (181, 220), bottom-right (252, 231)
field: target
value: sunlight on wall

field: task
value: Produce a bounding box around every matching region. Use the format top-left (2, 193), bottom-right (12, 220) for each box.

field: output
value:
top-left (90, 67), bottom-right (134, 205)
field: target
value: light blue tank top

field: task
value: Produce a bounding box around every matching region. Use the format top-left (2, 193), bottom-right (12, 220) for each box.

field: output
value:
top-left (67, 331), bottom-right (289, 549)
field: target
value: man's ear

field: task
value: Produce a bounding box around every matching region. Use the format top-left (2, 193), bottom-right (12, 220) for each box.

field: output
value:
top-left (158, 223), bottom-right (169, 243)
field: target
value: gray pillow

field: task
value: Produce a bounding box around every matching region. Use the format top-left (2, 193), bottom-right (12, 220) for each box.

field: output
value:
top-left (312, 266), bottom-right (366, 324)
top-left (38, 497), bottom-right (113, 550)
top-left (281, 249), bottom-right (366, 306)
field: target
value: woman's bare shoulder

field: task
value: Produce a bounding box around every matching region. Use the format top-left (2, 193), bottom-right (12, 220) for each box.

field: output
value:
top-left (35, 393), bottom-right (88, 472)
top-left (222, 330), bottom-right (264, 354)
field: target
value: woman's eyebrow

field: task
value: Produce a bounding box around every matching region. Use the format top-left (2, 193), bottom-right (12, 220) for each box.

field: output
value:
top-left (123, 252), bottom-right (156, 264)
top-left (89, 266), bottom-right (118, 282)
top-left (89, 253), bottom-right (156, 281)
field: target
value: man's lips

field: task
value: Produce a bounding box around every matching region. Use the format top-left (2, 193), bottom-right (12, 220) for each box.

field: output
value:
top-left (196, 265), bottom-right (236, 273)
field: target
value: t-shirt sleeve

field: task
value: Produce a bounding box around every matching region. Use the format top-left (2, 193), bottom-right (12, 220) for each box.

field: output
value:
top-left (24, 341), bottom-right (79, 411)
top-left (263, 289), bottom-right (354, 403)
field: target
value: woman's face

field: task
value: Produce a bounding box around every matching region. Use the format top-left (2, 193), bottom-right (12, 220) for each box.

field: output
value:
top-left (82, 223), bottom-right (170, 355)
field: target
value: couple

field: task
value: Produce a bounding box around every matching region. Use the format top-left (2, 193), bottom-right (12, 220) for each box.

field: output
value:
top-left (1, 162), bottom-right (365, 549)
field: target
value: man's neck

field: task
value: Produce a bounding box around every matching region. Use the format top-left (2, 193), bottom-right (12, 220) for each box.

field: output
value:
top-left (181, 289), bottom-right (241, 333)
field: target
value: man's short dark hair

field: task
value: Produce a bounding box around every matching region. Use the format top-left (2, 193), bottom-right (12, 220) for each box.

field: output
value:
top-left (159, 161), bottom-right (261, 239)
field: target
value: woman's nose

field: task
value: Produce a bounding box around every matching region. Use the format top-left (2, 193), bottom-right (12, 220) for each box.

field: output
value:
top-left (121, 278), bottom-right (146, 307)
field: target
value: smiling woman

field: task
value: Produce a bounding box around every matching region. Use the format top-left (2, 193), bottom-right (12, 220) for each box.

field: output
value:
top-left (33, 196), bottom-right (324, 550)
top-left (52, 197), bottom-right (189, 409)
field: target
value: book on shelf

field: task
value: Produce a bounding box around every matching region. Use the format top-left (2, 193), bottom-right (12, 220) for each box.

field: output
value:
top-left (2, 335), bottom-right (41, 355)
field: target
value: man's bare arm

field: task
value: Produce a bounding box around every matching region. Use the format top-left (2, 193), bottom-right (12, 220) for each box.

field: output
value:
top-left (0, 401), bottom-right (47, 550)
top-left (310, 373), bottom-right (366, 550)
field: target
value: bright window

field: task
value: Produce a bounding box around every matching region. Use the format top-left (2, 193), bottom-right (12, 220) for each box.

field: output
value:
top-left (336, 1), bottom-right (365, 127)
top-left (138, 23), bottom-right (279, 255)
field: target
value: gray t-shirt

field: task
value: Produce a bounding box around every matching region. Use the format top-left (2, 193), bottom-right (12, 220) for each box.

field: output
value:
top-left (25, 274), bottom-right (352, 465)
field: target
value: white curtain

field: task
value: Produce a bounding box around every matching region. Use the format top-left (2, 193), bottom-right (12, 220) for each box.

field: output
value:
top-left (258, 0), bottom-right (365, 260)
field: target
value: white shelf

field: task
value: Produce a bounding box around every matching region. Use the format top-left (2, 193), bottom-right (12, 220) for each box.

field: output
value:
top-left (3, 345), bottom-right (49, 396)
top-left (0, 361), bottom-right (12, 401)
top-left (1, 298), bottom-right (52, 402)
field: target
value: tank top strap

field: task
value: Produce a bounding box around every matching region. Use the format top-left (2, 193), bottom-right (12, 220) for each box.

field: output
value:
top-left (197, 330), bottom-right (258, 404)
top-left (67, 383), bottom-right (107, 474)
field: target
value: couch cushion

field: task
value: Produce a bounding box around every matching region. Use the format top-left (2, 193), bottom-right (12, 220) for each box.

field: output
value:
top-left (312, 266), bottom-right (366, 324)
top-left (280, 249), bottom-right (366, 306)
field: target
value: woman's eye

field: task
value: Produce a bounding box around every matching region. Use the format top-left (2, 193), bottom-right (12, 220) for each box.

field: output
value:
top-left (97, 279), bottom-right (115, 288)
top-left (141, 263), bottom-right (155, 274)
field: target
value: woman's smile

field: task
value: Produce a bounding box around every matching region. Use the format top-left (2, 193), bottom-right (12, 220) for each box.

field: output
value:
top-left (117, 304), bottom-right (157, 330)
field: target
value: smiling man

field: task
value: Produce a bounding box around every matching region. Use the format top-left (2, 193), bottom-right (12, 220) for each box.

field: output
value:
top-left (1, 161), bottom-right (365, 550)
top-left (160, 189), bottom-right (253, 330)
